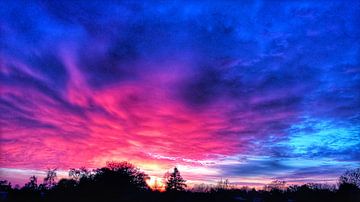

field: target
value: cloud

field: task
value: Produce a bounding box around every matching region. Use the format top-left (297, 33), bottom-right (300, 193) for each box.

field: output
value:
top-left (0, 0), bottom-right (359, 186)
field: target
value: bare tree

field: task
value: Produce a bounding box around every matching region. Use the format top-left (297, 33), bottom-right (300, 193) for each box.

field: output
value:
top-left (192, 183), bottom-right (213, 193)
top-left (264, 180), bottom-right (286, 191)
top-left (339, 168), bottom-right (360, 188)
top-left (215, 178), bottom-right (232, 191)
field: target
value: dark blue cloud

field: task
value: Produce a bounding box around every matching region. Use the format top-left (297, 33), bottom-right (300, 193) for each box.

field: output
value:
top-left (219, 158), bottom-right (292, 177)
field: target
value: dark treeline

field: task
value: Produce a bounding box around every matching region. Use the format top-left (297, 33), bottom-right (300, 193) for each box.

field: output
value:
top-left (0, 162), bottom-right (359, 202)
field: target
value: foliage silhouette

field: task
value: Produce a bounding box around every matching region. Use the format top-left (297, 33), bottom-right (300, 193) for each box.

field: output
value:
top-left (69, 167), bottom-right (90, 182)
top-left (0, 180), bottom-right (12, 192)
top-left (164, 167), bottom-right (187, 192)
top-left (339, 168), bottom-right (360, 188)
top-left (0, 164), bottom-right (359, 202)
top-left (43, 169), bottom-right (57, 189)
top-left (23, 176), bottom-right (37, 191)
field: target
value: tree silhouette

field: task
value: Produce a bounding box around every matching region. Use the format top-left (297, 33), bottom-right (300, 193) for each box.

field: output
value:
top-left (102, 161), bottom-right (150, 191)
top-left (43, 169), bottom-right (57, 189)
top-left (0, 180), bottom-right (11, 192)
top-left (56, 178), bottom-right (77, 191)
top-left (69, 167), bottom-right (91, 181)
top-left (264, 180), bottom-right (287, 191)
top-left (1, 163), bottom-right (359, 202)
top-left (215, 178), bottom-right (232, 191)
top-left (339, 168), bottom-right (360, 188)
top-left (165, 167), bottom-right (187, 192)
top-left (23, 176), bottom-right (38, 191)
top-left (337, 168), bottom-right (360, 202)
top-left (192, 183), bottom-right (212, 192)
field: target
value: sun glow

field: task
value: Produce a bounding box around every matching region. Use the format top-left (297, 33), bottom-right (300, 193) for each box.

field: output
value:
top-left (147, 176), bottom-right (165, 192)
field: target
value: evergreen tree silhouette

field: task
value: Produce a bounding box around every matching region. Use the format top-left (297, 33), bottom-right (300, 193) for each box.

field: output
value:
top-left (165, 167), bottom-right (187, 192)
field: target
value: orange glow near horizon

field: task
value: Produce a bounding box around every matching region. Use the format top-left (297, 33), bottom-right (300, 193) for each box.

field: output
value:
top-left (146, 176), bottom-right (166, 192)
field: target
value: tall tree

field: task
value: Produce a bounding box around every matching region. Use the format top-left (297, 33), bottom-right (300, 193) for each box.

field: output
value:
top-left (165, 167), bottom-right (187, 192)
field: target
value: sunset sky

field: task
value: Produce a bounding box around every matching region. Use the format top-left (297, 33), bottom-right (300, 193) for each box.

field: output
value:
top-left (0, 1), bottom-right (359, 188)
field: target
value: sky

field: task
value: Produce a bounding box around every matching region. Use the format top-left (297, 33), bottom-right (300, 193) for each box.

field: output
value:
top-left (0, 0), bottom-right (359, 188)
